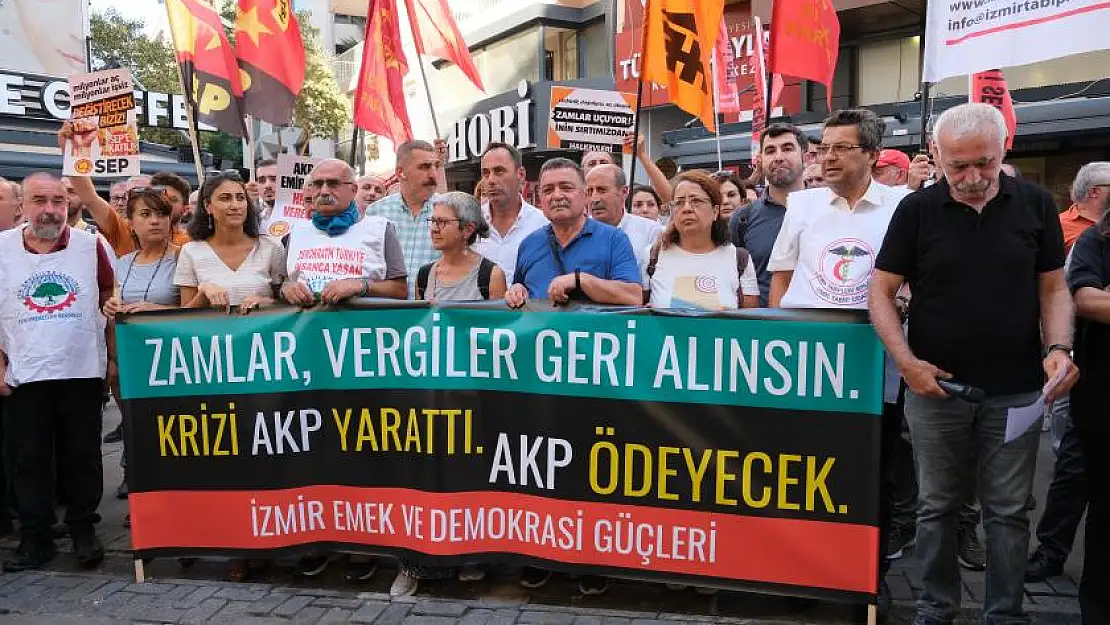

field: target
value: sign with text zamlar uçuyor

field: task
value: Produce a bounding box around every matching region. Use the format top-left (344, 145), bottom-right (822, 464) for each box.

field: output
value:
top-left (117, 304), bottom-right (883, 601)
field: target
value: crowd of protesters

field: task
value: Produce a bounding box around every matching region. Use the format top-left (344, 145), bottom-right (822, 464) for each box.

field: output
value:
top-left (0, 104), bottom-right (1102, 624)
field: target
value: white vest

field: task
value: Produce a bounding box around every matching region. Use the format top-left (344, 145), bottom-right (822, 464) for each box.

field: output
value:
top-left (286, 215), bottom-right (390, 295)
top-left (0, 228), bottom-right (106, 386)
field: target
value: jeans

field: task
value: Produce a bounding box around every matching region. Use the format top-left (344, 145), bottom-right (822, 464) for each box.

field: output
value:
top-left (2, 379), bottom-right (104, 542)
top-left (891, 418), bottom-right (983, 533)
top-left (904, 390), bottom-right (1040, 625)
top-left (1033, 401), bottom-right (1086, 567)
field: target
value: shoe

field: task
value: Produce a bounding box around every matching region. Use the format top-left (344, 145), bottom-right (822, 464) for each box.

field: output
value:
top-left (123, 514), bottom-right (131, 529)
top-left (520, 567), bottom-right (552, 589)
top-left (958, 528), bottom-right (986, 571)
top-left (3, 539), bottom-right (56, 572)
top-left (885, 524), bottom-right (916, 560)
top-left (578, 575), bottom-right (608, 596)
top-left (390, 571), bottom-right (418, 598)
top-left (1025, 551), bottom-right (1064, 582)
top-left (52, 522), bottom-right (68, 539)
top-left (103, 425), bottom-right (123, 444)
top-left (294, 554), bottom-right (329, 577)
top-left (72, 531), bottom-right (104, 569)
top-left (116, 481), bottom-right (129, 500)
top-left (459, 566), bottom-right (486, 582)
top-left (344, 560), bottom-right (378, 582)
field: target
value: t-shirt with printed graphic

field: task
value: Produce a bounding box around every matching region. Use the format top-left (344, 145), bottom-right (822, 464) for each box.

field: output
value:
top-left (646, 244), bottom-right (759, 310)
top-left (767, 181), bottom-right (910, 309)
top-left (285, 216), bottom-right (407, 295)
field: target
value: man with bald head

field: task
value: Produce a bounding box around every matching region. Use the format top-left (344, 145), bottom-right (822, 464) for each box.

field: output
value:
top-left (581, 150), bottom-right (616, 175)
top-left (586, 164), bottom-right (661, 275)
top-left (0, 172), bottom-right (114, 572)
top-left (0, 178), bottom-right (19, 231)
top-left (355, 174), bottom-right (387, 213)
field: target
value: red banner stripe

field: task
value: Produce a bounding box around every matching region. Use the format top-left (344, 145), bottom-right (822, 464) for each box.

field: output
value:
top-left (131, 486), bottom-right (878, 594)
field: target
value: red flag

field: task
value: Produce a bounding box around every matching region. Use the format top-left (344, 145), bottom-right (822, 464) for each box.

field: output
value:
top-left (750, 16), bottom-right (769, 162)
top-left (713, 19), bottom-right (739, 115)
top-left (769, 0), bottom-right (840, 110)
top-left (970, 69), bottom-right (1017, 150)
top-left (165, 0), bottom-right (248, 136)
top-left (353, 0), bottom-right (413, 146)
top-left (402, 0), bottom-right (485, 92)
top-left (235, 0), bottom-right (306, 125)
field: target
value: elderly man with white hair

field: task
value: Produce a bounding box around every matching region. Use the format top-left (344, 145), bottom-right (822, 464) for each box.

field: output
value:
top-left (868, 103), bottom-right (1079, 625)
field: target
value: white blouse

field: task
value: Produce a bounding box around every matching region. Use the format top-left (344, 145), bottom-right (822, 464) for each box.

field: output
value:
top-left (174, 236), bottom-right (286, 305)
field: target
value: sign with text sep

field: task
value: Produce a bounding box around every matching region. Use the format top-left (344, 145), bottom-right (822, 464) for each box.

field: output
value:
top-left (63, 69), bottom-right (140, 178)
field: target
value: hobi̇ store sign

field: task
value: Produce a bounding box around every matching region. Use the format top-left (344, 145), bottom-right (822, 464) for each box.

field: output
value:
top-left (0, 69), bottom-right (216, 131)
top-left (446, 80), bottom-right (535, 165)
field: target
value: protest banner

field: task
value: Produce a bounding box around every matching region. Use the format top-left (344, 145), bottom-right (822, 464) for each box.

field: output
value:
top-left (117, 304), bottom-right (883, 601)
top-left (63, 69), bottom-right (140, 178)
top-left (262, 153), bottom-right (318, 238)
top-left (924, 0), bottom-right (1110, 82)
top-left (548, 87), bottom-right (637, 154)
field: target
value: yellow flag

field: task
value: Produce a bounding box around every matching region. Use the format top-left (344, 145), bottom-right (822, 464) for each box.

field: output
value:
top-left (642, 0), bottom-right (725, 132)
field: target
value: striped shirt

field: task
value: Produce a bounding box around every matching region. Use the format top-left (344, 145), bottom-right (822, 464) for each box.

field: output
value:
top-left (366, 192), bottom-right (439, 298)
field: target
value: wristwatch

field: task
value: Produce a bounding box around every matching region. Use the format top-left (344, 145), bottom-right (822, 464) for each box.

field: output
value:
top-left (1044, 343), bottom-right (1073, 358)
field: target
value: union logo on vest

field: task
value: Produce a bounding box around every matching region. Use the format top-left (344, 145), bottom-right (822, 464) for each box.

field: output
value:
top-left (812, 238), bottom-right (875, 307)
top-left (19, 271), bottom-right (80, 315)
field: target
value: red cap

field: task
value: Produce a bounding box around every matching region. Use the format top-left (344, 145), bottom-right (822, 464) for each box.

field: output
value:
top-left (876, 149), bottom-right (910, 171)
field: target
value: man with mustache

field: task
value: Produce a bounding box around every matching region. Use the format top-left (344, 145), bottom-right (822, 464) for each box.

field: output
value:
top-left (473, 143), bottom-right (547, 284)
top-left (767, 109), bottom-right (912, 621)
top-left (367, 140), bottom-right (444, 298)
top-left (729, 123), bottom-right (808, 307)
top-left (255, 159), bottom-right (279, 219)
top-left (0, 172), bottom-right (115, 572)
top-left (355, 173), bottom-right (388, 213)
top-left (870, 103), bottom-right (1078, 625)
top-left (585, 164), bottom-right (661, 277)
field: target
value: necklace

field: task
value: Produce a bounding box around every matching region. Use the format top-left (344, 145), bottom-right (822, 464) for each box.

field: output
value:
top-left (120, 244), bottom-right (169, 304)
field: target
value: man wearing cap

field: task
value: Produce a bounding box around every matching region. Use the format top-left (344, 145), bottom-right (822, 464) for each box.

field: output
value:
top-left (874, 150), bottom-right (911, 188)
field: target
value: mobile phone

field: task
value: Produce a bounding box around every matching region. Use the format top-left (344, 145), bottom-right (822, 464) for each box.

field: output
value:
top-left (937, 379), bottom-right (986, 403)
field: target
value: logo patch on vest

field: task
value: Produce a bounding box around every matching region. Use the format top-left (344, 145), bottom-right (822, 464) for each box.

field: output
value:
top-left (19, 271), bottom-right (80, 314)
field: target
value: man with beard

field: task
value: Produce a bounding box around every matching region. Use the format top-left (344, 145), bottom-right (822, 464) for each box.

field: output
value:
top-left (729, 123), bottom-right (808, 306)
top-left (0, 173), bottom-right (114, 571)
top-left (255, 159), bottom-right (278, 219)
top-left (355, 173), bottom-right (388, 213)
top-left (586, 164), bottom-right (661, 275)
top-left (367, 140), bottom-right (443, 297)
top-left (473, 143), bottom-right (547, 284)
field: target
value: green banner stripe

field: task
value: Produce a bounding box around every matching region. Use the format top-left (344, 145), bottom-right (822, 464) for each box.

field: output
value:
top-left (117, 308), bottom-right (885, 414)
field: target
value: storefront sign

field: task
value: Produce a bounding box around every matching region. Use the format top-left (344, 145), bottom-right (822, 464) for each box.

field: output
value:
top-left (447, 80), bottom-right (534, 164)
top-left (118, 304), bottom-right (883, 602)
top-left (0, 69), bottom-right (213, 131)
top-left (548, 87), bottom-right (637, 153)
top-left (63, 69), bottom-right (140, 177)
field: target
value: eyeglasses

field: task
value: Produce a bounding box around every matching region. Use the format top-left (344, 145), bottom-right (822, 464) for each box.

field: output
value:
top-left (672, 196), bottom-right (712, 209)
top-left (815, 144), bottom-right (865, 157)
top-left (427, 217), bottom-right (460, 229)
top-left (310, 178), bottom-right (355, 189)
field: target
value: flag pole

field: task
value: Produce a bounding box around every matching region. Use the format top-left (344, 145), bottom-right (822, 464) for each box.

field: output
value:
top-left (348, 125), bottom-right (360, 167)
top-left (246, 115), bottom-right (257, 180)
top-left (627, 0), bottom-right (651, 194)
top-left (174, 65), bottom-right (206, 187)
top-left (712, 54), bottom-right (723, 171)
top-left (919, 81), bottom-right (932, 153)
top-left (415, 56), bottom-right (441, 138)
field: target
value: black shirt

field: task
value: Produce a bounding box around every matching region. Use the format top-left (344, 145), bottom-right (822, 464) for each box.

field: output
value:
top-left (875, 174), bottom-right (1065, 395)
top-left (1066, 226), bottom-right (1110, 380)
top-left (729, 194), bottom-right (787, 307)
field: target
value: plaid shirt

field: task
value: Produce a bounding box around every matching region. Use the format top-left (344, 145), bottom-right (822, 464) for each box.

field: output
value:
top-left (366, 192), bottom-right (439, 298)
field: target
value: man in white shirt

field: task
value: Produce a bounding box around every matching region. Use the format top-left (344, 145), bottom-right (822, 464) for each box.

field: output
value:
top-left (472, 143), bottom-right (547, 284)
top-left (766, 108), bottom-right (910, 621)
top-left (586, 164), bottom-right (662, 275)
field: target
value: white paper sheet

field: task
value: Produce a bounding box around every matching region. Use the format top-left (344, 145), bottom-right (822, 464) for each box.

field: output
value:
top-left (1005, 395), bottom-right (1045, 443)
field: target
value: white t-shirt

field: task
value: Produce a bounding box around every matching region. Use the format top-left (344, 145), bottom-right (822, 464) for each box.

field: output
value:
top-left (174, 236), bottom-right (287, 306)
top-left (767, 181), bottom-right (910, 309)
top-left (646, 244), bottom-right (759, 310)
top-left (473, 201), bottom-right (548, 284)
top-left (619, 212), bottom-right (663, 274)
top-left (286, 215), bottom-right (404, 295)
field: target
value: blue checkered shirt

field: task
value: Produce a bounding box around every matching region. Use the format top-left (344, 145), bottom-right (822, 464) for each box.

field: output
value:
top-left (366, 193), bottom-right (440, 298)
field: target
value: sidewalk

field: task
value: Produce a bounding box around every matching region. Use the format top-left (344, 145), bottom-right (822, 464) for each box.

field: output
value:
top-left (0, 403), bottom-right (1082, 624)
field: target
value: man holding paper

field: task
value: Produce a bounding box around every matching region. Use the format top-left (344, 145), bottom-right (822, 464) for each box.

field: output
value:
top-left (868, 103), bottom-right (1078, 625)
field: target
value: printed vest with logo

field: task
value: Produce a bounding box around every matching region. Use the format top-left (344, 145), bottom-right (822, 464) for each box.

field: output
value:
top-left (0, 228), bottom-right (106, 386)
top-left (286, 215), bottom-right (390, 295)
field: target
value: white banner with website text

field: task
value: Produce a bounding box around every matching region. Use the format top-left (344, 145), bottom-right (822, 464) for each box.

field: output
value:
top-left (924, 0), bottom-right (1110, 82)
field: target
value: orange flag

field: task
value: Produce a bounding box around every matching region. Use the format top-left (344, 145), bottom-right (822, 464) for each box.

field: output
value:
top-left (402, 0), bottom-right (484, 92)
top-left (235, 0), bottom-right (306, 125)
top-left (642, 0), bottom-right (726, 132)
top-left (769, 0), bottom-right (839, 110)
top-left (970, 70), bottom-right (1016, 150)
top-left (353, 0), bottom-right (413, 146)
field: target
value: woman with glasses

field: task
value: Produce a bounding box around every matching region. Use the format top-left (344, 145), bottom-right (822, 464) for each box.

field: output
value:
top-left (645, 171), bottom-right (759, 311)
top-left (415, 192), bottom-right (506, 302)
top-left (630, 184), bottom-right (665, 223)
top-left (710, 170), bottom-right (754, 220)
top-left (101, 187), bottom-right (181, 526)
top-left (175, 171), bottom-right (285, 312)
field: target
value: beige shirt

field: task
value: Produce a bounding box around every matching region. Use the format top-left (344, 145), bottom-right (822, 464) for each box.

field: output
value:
top-left (174, 236), bottom-right (286, 305)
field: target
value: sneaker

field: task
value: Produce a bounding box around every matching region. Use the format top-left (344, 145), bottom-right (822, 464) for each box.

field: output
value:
top-left (3, 539), bottom-right (56, 572)
top-left (578, 575), bottom-right (608, 596)
top-left (103, 425), bottom-right (123, 444)
top-left (459, 566), bottom-right (486, 582)
top-left (116, 481), bottom-right (129, 500)
top-left (72, 530), bottom-right (104, 569)
top-left (294, 554), bottom-right (330, 577)
top-left (344, 560), bottom-right (379, 582)
top-left (390, 571), bottom-right (419, 598)
top-left (958, 528), bottom-right (986, 571)
top-left (885, 524), bottom-right (916, 560)
top-left (1025, 551), bottom-right (1064, 583)
top-left (520, 567), bottom-right (552, 589)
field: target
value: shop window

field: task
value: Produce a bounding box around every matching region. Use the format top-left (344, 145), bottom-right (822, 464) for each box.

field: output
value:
top-left (934, 49), bottom-right (1110, 98)
top-left (856, 37), bottom-right (921, 105)
top-left (544, 27), bottom-right (579, 81)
